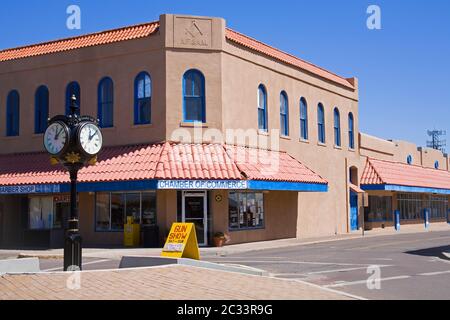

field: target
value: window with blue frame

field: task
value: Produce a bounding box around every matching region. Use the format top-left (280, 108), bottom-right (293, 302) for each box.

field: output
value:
top-left (35, 86), bottom-right (49, 134)
top-left (183, 69), bottom-right (206, 123)
top-left (65, 82), bottom-right (80, 115)
top-left (98, 77), bottom-right (114, 128)
top-left (334, 108), bottom-right (341, 147)
top-left (300, 97), bottom-right (308, 140)
top-left (258, 85), bottom-right (268, 131)
top-left (134, 72), bottom-right (152, 125)
top-left (348, 112), bottom-right (355, 149)
top-left (317, 103), bottom-right (325, 144)
top-left (280, 91), bottom-right (289, 136)
top-left (6, 90), bottom-right (20, 137)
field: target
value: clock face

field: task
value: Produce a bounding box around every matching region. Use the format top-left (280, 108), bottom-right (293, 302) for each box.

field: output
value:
top-left (79, 123), bottom-right (103, 156)
top-left (44, 122), bottom-right (68, 155)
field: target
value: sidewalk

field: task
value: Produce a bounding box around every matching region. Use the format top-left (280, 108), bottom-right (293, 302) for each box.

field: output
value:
top-left (2, 222), bottom-right (449, 261)
top-left (0, 264), bottom-right (356, 300)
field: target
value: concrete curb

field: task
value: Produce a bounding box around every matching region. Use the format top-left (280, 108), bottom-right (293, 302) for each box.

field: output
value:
top-left (0, 258), bottom-right (40, 274)
top-left (119, 256), bottom-right (269, 276)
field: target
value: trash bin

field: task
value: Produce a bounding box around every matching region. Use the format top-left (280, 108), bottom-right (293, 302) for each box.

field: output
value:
top-left (142, 225), bottom-right (159, 248)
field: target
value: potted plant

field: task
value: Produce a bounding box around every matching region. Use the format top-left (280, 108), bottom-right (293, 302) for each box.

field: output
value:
top-left (213, 232), bottom-right (226, 247)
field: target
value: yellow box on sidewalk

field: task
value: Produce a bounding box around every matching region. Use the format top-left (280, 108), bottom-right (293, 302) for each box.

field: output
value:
top-left (124, 217), bottom-right (141, 247)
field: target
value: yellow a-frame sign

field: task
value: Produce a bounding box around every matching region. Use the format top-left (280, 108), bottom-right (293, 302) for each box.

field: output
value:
top-left (161, 223), bottom-right (200, 260)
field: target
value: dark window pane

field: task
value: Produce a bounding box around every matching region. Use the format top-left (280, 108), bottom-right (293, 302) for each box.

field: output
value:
top-left (111, 194), bottom-right (125, 231)
top-left (184, 97), bottom-right (203, 122)
top-left (142, 192), bottom-right (157, 226)
top-left (96, 193), bottom-right (110, 231)
top-left (126, 193), bottom-right (141, 224)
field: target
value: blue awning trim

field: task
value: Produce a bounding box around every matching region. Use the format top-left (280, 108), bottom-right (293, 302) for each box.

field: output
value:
top-left (0, 179), bottom-right (328, 194)
top-left (361, 184), bottom-right (450, 195)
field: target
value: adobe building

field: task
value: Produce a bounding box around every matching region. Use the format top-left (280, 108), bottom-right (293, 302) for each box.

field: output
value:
top-left (0, 14), bottom-right (448, 248)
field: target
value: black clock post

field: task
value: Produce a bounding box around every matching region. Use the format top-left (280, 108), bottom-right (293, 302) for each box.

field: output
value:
top-left (43, 95), bottom-right (103, 271)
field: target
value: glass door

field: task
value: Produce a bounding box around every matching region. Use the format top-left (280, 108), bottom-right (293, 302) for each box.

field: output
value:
top-left (182, 191), bottom-right (208, 246)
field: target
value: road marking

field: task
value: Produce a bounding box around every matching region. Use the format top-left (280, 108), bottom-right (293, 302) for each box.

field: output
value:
top-left (353, 236), bottom-right (450, 250)
top-left (42, 259), bottom-right (110, 272)
top-left (325, 275), bottom-right (410, 288)
top-left (304, 266), bottom-right (391, 275)
top-left (418, 270), bottom-right (450, 276)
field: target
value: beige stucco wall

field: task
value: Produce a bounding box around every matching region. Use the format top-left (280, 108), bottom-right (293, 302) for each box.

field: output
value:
top-left (0, 34), bottom-right (167, 154)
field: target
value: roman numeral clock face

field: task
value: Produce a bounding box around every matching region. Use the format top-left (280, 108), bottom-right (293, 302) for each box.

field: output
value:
top-left (44, 122), bottom-right (69, 155)
top-left (79, 123), bottom-right (103, 156)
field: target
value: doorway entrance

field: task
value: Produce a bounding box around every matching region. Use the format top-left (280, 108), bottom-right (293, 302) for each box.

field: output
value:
top-left (182, 191), bottom-right (208, 246)
top-left (350, 191), bottom-right (359, 231)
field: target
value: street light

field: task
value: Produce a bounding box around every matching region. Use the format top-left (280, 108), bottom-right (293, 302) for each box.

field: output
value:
top-left (43, 95), bottom-right (103, 271)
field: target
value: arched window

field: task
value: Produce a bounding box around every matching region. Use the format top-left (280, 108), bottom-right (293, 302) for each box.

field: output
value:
top-left (134, 72), bottom-right (152, 125)
top-left (65, 82), bottom-right (81, 115)
top-left (35, 86), bottom-right (49, 134)
top-left (6, 90), bottom-right (20, 136)
top-left (317, 103), bottom-right (325, 144)
top-left (98, 77), bottom-right (114, 128)
top-left (183, 69), bottom-right (205, 123)
top-left (258, 85), bottom-right (268, 131)
top-left (280, 91), bottom-right (289, 136)
top-left (334, 108), bottom-right (341, 147)
top-left (300, 98), bottom-right (308, 140)
top-left (348, 112), bottom-right (355, 149)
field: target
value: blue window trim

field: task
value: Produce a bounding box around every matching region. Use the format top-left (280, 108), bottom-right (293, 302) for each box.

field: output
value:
top-left (98, 77), bottom-right (114, 128)
top-left (258, 84), bottom-right (268, 132)
top-left (65, 82), bottom-right (80, 115)
top-left (0, 180), bottom-right (328, 195)
top-left (35, 86), bottom-right (49, 134)
top-left (434, 161), bottom-right (440, 169)
top-left (361, 184), bottom-right (450, 195)
top-left (182, 69), bottom-right (206, 123)
top-left (317, 103), bottom-right (325, 143)
top-left (407, 155), bottom-right (413, 165)
top-left (280, 91), bottom-right (289, 136)
top-left (134, 71), bottom-right (152, 125)
top-left (348, 112), bottom-right (355, 149)
top-left (300, 97), bottom-right (308, 140)
top-left (334, 107), bottom-right (341, 147)
top-left (6, 90), bottom-right (20, 137)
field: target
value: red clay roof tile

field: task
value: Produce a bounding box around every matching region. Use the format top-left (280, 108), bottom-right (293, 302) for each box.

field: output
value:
top-left (0, 21), bottom-right (159, 62)
top-left (0, 143), bottom-right (326, 187)
top-left (361, 158), bottom-right (450, 190)
top-left (225, 28), bottom-right (354, 89)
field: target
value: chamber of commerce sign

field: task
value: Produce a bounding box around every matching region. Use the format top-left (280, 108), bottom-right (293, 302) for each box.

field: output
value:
top-left (0, 184), bottom-right (61, 195)
top-left (157, 180), bottom-right (248, 190)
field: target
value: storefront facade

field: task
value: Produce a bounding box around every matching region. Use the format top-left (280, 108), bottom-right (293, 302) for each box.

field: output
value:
top-left (0, 14), bottom-right (448, 248)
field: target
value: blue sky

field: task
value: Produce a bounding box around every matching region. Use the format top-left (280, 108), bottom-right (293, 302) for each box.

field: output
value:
top-left (1, 0), bottom-right (449, 148)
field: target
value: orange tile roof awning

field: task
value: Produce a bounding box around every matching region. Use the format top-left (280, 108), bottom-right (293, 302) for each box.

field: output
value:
top-left (0, 21), bottom-right (159, 62)
top-left (0, 19), bottom-right (353, 89)
top-left (361, 158), bottom-right (450, 194)
top-left (0, 143), bottom-right (327, 194)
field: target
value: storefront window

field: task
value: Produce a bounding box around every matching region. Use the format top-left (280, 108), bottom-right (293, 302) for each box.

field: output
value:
top-left (142, 192), bottom-right (157, 226)
top-left (29, 196), bottom-right (68, 230)
top-left (365, 196), bottom-right (392, 222)
top-left (111, 194), bottom-right (125, 231)
top-left (95, 193), bottom-right (110, 231)
top-left (229, 192), bottom-right (264, 231)
top-left (430, 195), bottom-right (448, 220)
top-left (95, 191), bottom-right (157, 232)
top-left (397, 193), bottom-right (426, 220)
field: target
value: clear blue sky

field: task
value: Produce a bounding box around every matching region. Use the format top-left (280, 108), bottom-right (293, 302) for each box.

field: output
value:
top-left (1, 0), bottom-right (449, 148)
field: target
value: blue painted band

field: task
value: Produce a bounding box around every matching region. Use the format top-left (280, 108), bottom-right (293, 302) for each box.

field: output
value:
top-left (361, 184), bottom-right (450, 195)
top-left (0, 179), bottom-right (328, 194)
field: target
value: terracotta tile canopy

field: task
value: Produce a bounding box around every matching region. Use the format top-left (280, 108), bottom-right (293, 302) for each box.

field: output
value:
top-left (361, 158), bottom-right (450, 191)
top-left (0, 143), bottom-right (327, 187)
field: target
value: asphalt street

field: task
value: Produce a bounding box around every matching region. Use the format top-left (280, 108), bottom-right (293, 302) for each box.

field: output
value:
top-left (207, 231), bottom-right (450, 300)
top-left (2, 231), bottom-right (450, 299)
